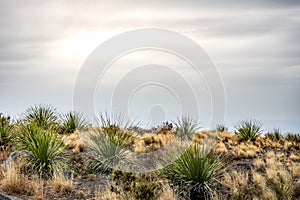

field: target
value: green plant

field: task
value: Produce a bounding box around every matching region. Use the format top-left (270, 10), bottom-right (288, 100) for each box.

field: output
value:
top-left (266, 128), bottom-right (283, 141)
top-left (23, 105), bottom-right (59, 130)
top-left (60, 111), bottom-right (88, 134)
top-left (174, 117), bottom-right (200, 140)
top-left (17, 123), bottom-right (64, 175)
top-left (269, 177), bottom-right (294, 200)
top-left (162, 144), bottom-right (225, 199)
top-left (86, 130), bottom-right (128, 173)
top-left (215, 124), bottom-right (228, 132)
top-left (133, 181), bottom-right (158, 200)
top-left (235, 119), bottom-right (262, 142)
top-left (0, 122), bottom-right (15, 147)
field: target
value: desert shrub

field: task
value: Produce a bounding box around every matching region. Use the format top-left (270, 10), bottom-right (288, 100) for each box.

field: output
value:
top-left (17, 123), bottom-right (64, 175)
top-left (162, 144), bottom-right (225, 199)
top-left (235, 119), bottom-right (262, 142)
top-left (0, 164), bottom-right (37, 195)
top-left (269, 177), bottom-right (294, 200)
top-left (86, 130), bottom-right (128, 173)
top-left (133, 181), bottom-right (158, 200)
top-left (266, 128), bottom-right (283, 141)
top-left (286, 133), bottom-right (300, 144)
top-left (0, 122), bottom-right (15, 147)
top-left (23, 105), bottom-right (59, 130)
top-left (174, 117), bottom-right (200, 140)
top-left (50, 170), bottom-right (73, 195)
top-left (60, 111), bottom-right (88, 134)
top-left (215, 124), bottom-right (228, 132)
top-left (85, 113), bottom-right (136, 173)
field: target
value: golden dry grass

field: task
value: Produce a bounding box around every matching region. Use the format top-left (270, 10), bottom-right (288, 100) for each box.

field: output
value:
top-left (50, 171), bottom-right (73, 195)
top-left (62, 130), bottom-right (85, 154)
top-left (159, 184), bottom-right (177, 200)
top-left (253, 158), bottom-right (265, 170)
top-left (0, 164), bottom-right (37, 195)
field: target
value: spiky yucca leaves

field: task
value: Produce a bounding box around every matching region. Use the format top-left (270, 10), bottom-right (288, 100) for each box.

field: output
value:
top-left (266, 128), bottom-right (283, 141)
top-left (86, 113), bottom-right (135, 173)
top-left (60, 111), bottom-right (88, 134)
top-left (0, 115), bottom-right (15, 147)
top-left (174, 117), bottom-right (200, 140)
top-left (23, 105), bottom-right (59, 130)
top-left (86, 130), bottom-right (127, 173)
top-left (235, 119), bottom-right (262, 142)
top-left (0, 123), bottom-right (15, 147)
top-left (162, 144), bottom-right (225, 200)
top-left (17, 123), bottom-right (64, 175)
top-left (215, 124), bottom-right (228, 132)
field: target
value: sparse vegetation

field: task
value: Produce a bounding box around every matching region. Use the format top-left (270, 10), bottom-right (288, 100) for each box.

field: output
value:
top-left (0, 106), bottom-right (299, 200)
top-left (162, 144), bottom-right (225, 199)
top-left (17, 123), bottom-right (65, 175)
top-left (60, 111), bottom-right (88, 134)
top-left (23, 105), bottom-right (59, 130)
top-left (215, 124), bottom-right (228, 132)
top-left (235, 119), bottom-right (262, 142)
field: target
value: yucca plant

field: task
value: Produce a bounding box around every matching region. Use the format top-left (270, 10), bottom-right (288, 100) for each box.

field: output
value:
top-left (0, 115), bottom-right (15, 147)
top-left (270, 177), bottom-right (294, 200)
top-left (23, 105), bottom-right (59, 130)
top-left (86, 130), bottom-right (127, 173)
top-left (85, 112), bottom-right (136, 173)
top-left (266, 128), bottom-right (283, 141)
top-left (162, 144), bottom-right (225, 200)
top-left (235, 119), bottom-right (262, 142)
top-left (60, 111), bottom-right (88, 134)
top-left (174, 117), bottom-right (200, 140)
top-left (17, 123), bottom-right (64, 175)
top-left (0, 123), bottom-right (15, 147)
top-left (215, 124), bottom-right (228, 132)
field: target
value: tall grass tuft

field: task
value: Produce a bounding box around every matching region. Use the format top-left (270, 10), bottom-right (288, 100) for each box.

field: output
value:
top-left (86, 113), bottom-right (135, 173)
top-left (174, 117), bottom-right (200, 140)
top-left (23, 105), bottom-right (59, 130)
top-left (266, 128), bottom-right (283, 141)
top-left (235, 119), bottom-right (262, 142)
top-left (0, 122), bottom-right (15, 147)
top-left (162, 144), bottom-right (225, 199)
top-left (215, 124), bottom-right (228, 132)
top-left (60, 111), bottom-right (88, 134)
top-left (17, 123), bottom-right (64, 175)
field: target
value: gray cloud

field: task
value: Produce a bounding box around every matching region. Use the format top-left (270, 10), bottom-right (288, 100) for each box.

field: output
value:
top-left (0, 0), bottom-right (299, 132)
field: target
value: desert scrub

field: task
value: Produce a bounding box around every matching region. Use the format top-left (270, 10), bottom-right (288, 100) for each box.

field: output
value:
top-left (23, 105), bottom-right (59, 130)
top-left (60, 111), bottom-right (88, 134)
top-left (174, 116), bottom-right (200, 140)
top-left (0, 119), bottom-right (15, 147)
top-left (85, 113), bottom-right (137, 173)
top-left (265, 128), bottom-right (283, 141)
top-left (17, 123), bottom-right (65, 175)
top-left (235, 119), bottom-right (262, 142)
top-left (214, 124), bottom-right (228, 132)
top-left (162, 144), bottom-right (226, 200)
top-left (0, 164), bottom-right (37, 195)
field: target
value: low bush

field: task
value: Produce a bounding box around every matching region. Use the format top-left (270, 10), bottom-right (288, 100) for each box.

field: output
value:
top-left (235, 119), bottom-right (262, 142)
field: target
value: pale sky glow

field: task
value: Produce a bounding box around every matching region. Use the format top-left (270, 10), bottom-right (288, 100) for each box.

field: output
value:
top-left (0, 1), bottom-right (299, 132)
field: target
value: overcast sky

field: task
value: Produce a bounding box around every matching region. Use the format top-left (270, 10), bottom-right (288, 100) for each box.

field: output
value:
top-left (0, 0), bottom-right (299, 133)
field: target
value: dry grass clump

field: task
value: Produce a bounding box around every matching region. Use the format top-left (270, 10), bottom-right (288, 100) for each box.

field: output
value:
top-left (0, 164), bottom-right (37, 195)
top-left (222, 171), bottom-right (251, 199)
top-left (253, 158), bottom-right (265, 170)
top-left (289, 153), bottom-right (300, 162)
top-left (95, 189), bottom-right (120, 200)
top-left (159, 184), bottom-right (177, 200)
top-left (62, 130), bottom-right (85, 154)
top-left (50, 171), bottom-right (73, 195)
top-left (289, 163), bottom-right (300, 178)
top-left (214, 142), bottom-right (228, 154)
top-left (232, 142), bottom-right (261, 159)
